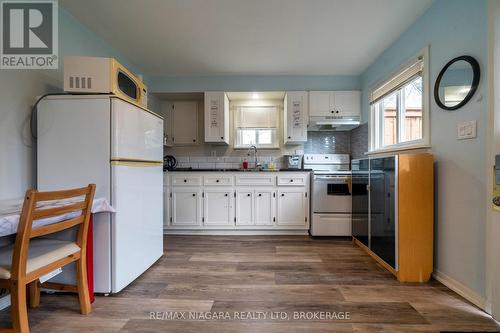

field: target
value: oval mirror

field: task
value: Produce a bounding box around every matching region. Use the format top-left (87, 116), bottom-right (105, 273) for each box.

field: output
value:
top-left (434, 56), bottom-right (480, 111)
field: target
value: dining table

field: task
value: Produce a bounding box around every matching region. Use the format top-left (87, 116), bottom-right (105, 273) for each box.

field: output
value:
top-left (0, 197), bottom-right (115, 303)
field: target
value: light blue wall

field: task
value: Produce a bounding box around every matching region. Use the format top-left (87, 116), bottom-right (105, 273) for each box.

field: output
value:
top-left (0, 7), bottom-right (142, 200)
top-left (361, 0), bottom-right (488, 301)
top-left (148, 75), bottom-right (360, 93)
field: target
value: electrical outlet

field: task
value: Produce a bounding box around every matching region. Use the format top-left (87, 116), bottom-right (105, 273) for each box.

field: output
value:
top-left (457, 120), bottom-right (477, 140)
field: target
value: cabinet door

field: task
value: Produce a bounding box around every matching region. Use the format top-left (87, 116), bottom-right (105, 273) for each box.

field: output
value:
top-left (161, 102), bottom-right (173, 147)
top-left (369, 156), bottom-right (397, 269)
top-left (204, 92), bottom-right (229, 144)
top-left (284, 91), bottom-right (308, 144)
top-left (172, 101), bottom-right (198, 145)
top-left (277, 189), bottom-right (307, 226)
top-left (334, 91), bottom-right (361, 117)
top-left (163, 187), bottom-right (170, 229)
top-left (235, 190), bottom-right (254, 225)
top-left (203, 189), bottom-right (234, 226)
top-left (352, 159), bottom-right (369, 246)
top-left (255, 189), bottom-right (275, 226)
top-left (309, 91), bottom-right (332, 117)
top-left (171, 188), bottom-right (201, 226)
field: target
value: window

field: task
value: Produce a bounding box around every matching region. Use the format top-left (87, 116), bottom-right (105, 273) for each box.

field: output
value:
top-left (234, 106), bottom-right (279, 148)
top-left (369, 49), bottom-right (429, 152)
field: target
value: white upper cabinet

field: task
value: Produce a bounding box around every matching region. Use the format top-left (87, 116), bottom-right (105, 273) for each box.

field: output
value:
top-left (334, 91), bottom-right (361, 117)
top-left (309, 91), bottom-right (361, 118)
top-left (161, 102), bottom-right (174, 147)
top-left (309, 91), bottom-right (332, 117)
top-left (171, 101), bottom-right (199, 145)
top-left (284, 91), bottom-right (308, 144)
top-left (204, 92), bottom-right (229, 144)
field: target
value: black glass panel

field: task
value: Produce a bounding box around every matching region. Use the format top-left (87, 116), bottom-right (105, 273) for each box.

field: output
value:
top-left (369, 156), bottom-right (396, 268)
top-left (352, 159), bottom-right (369, 247)
top-left (117, 71), bottom-right (137, 99)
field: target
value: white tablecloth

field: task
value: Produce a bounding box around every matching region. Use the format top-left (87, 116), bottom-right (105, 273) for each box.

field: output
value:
top-left (0, 197), bottom-right (115, 238)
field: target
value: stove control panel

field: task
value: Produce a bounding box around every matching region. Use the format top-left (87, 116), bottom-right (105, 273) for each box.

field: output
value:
top-left (303, 154), bottom-right (350, 165)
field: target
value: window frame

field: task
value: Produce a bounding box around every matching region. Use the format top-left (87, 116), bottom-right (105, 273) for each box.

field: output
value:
top-left (368, 47), bottom-right (430, 154)
top-left (233, 105), bottom-right (280, 149)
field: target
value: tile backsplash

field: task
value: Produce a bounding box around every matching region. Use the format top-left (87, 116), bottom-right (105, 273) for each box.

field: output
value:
top-left (349, 123), bottom-right (368, 160)
top-left (303, 131), bottom-right (350, 155)
top-left (166, 125), bottom-right (369, 169)
top-left (170, 155), bottom-right (284, 170)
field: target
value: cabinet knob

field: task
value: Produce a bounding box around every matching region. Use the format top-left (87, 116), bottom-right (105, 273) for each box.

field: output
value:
top-left (336, 110), bottom-right (340, 114)
top-left (192, 193), bottom-right (196, 197)
top-left (221, 136), bottom-right (224, 139)
top-left (216, 179), bottom-right (220, 183)
top-left (331, 110), bottom-right (334, 113)
top-left (281, 193), bottom-right (285, 197)
top-left (288, 136), bottom-right (291, 139)
top-left (193, 139), bottom-right (196, 142)
top-left (184, 179), bottom-right (187, 182)
top-left (225, 193), bottom-right (228, 197)
top-left (290, 179), bottom-right (294, 182)
top-left (247, 193), bottom-right (251, 197)
top-left (258, 193), bottom-right (262, 197)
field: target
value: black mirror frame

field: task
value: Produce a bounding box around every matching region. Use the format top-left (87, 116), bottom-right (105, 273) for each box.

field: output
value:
top-left (434, 55), bottom-right (480, 111)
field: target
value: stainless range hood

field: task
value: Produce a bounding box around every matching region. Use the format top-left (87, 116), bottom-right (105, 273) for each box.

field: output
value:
top-left (308, 115), bottom-right (361, 131)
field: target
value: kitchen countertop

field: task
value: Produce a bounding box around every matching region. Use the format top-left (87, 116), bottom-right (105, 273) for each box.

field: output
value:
top-left (165, 168), bottom-right (313, 172)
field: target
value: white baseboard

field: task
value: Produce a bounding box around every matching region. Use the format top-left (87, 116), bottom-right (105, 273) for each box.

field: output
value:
top-left (0, 294), bottom-right (10, 311)
top-left (433, 269), bottom-right (486, 310)
top-left (164, 229), bottom-right (309, 236)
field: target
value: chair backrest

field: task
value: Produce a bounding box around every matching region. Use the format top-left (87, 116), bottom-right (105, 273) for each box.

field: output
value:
top-left (11, 184), bottom-right (96, 278)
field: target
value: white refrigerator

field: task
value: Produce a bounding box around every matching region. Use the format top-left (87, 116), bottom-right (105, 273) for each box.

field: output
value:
top-left (37, 95), bottom-right (164, 293)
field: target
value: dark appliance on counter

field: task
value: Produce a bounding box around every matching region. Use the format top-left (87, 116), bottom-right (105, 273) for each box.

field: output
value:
top-left (163, 155), bottom-right (177, 171)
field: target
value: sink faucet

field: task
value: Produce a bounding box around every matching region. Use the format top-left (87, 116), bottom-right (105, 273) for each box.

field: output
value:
top-left (247, 145), bottom-right (260, 170)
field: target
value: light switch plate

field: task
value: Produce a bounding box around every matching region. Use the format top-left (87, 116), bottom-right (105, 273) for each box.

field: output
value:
top-left (457, 120), bottom-right (477, 140)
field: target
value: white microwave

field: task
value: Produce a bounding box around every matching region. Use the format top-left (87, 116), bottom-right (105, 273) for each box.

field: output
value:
top-left (63, 56), bottom-right (148, 108)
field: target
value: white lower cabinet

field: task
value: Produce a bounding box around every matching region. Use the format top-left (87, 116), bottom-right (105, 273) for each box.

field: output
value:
top-left (203, 189), bottom-right (234, 227)
top-left (235, 189), bottom-right (254, 226)
top-left (163, 186), bottom-right (170, 229)
top-left (277, 189), bottom-right (308, 227)
top-left (254, 189), bottom-right (275, 226)
top-left (171, 188), bottom-right (202, 226)
top-left (165, 172), bottom-right (309, 233)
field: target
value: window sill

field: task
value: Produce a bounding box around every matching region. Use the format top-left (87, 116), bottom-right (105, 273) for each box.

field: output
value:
top-left (366, 144), bottom-right (431, 156)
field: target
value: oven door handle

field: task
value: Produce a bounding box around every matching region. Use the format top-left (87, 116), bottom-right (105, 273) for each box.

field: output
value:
top-left (314, 176), bottom-right (351, 182)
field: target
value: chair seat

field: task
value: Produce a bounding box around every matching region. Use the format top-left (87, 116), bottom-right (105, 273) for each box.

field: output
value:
top-left (0, 239), bottom-right (80, 279)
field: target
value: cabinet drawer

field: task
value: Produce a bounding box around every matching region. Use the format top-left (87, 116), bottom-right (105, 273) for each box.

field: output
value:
top-left (235, 174), bottom-right (276, 186)
top-left (277, 174), bottom-right (307, 186)
top-left (172, 174), bottom-right (202, 186)
top-left (204, 175), bottom-right (234, 186)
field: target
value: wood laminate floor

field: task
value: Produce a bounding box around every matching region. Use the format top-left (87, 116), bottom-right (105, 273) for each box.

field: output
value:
top-left (1, 236), bottom-right (499, 332)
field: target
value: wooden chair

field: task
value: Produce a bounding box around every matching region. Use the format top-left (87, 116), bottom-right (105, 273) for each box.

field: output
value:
top-left (0, 184), bottom-right (96, 333)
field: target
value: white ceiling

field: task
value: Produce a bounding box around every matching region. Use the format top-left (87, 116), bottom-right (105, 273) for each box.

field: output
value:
top-left (61, 0), bottom-right (433, 76)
